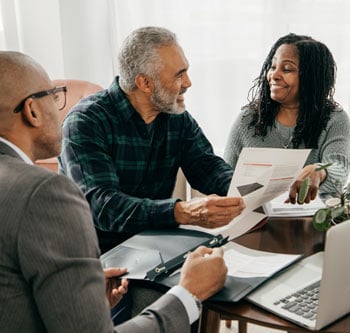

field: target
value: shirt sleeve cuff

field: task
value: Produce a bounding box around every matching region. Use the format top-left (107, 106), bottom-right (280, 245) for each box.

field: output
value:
top-left (167, 285), bottom-right (200, 324)
top-left (149, 198), bottom-right (179, 228)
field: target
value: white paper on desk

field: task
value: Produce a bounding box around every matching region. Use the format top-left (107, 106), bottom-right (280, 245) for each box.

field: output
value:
top-left (263, 191), bottom-right (326, 217)
top-left (223, 242), bottom-right (301, 278)
top-left (182, 148), bottom-right (310, 240)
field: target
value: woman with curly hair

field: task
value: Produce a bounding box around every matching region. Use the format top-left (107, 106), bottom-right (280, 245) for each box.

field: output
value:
top-left (224, 33), bottom-right (350, 203)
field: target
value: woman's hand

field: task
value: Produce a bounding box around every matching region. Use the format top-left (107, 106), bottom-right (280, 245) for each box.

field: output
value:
top-left (287, 164), bottom-right (327, 204)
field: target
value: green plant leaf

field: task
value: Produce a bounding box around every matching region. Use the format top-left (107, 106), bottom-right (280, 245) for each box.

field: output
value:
top-left (311, 162), bottom-right (350, 231)
top-left (312, 208), bottom-right (331, 231)
top-left (298, 178), bottom-right (309, 204)
top-left (314, 162), bottom-right (332, 171)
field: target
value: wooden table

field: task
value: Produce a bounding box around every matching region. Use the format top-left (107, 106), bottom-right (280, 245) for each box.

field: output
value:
top-left (199, 217), bottom-right (350, 333)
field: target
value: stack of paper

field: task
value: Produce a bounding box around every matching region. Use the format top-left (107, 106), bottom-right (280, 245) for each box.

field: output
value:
top-left (263, 192), bottom-right (326, 217)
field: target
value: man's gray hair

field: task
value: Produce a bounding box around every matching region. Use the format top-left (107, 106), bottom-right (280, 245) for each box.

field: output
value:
top-left (118, 26), bottom-right (177, 91)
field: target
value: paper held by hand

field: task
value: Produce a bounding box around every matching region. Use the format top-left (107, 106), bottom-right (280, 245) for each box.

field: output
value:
top-left (182, 147), bottom-right (311, 240)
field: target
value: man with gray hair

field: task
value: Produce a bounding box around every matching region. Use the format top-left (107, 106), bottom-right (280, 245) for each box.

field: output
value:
top-left (59, 26), bottom-right (245, 254)
top-left (59, 25), bottom-right (244, 327)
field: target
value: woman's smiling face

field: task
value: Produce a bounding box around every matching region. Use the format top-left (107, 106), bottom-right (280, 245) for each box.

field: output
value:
top-left (267, 43), bottom-right (299, 107)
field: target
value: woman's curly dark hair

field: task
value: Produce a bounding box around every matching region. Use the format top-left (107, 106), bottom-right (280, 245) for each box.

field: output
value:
top-left (246, 33), bottom-right (338, 148)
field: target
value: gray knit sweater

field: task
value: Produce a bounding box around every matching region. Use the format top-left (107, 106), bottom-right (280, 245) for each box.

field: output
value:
top-left (224, 108), bottom-right (350, 194)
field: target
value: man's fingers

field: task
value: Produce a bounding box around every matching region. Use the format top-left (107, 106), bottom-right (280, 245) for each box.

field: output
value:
top-left (192, 246), bottom-right (213, 257)
top-left (192, 246), bottom-right (224, 258)
top-left (211, 196), bottom-right (244, 207)
top-left (104, 267), bottom-right (128, 278)
top-left (210, 246), bottom-right (224, 257)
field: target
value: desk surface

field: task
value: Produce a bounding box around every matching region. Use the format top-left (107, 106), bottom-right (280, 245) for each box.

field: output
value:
top-left (200, 217), bottom-right (350, 333)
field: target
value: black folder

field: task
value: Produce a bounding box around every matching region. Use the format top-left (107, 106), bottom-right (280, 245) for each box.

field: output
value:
top-left (100, 227), bottom-right (301, 302)
top-left (101, 228), bottom-right (226, 282)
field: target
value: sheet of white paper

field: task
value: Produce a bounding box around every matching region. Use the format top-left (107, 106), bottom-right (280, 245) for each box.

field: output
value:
top-left (223, 242), bottom-right (301, 278)
top-left (181, 148), bottom-right (311, 240)
top-left (228, 147), bottom-right (311, 212)
top-left (263, 191), bottom-right (326, 217)
top-left (181, 210), bottom-right (266, 240)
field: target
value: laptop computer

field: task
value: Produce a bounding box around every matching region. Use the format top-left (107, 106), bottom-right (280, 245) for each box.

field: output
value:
top-left (246, 219), bottom-right (350, 330)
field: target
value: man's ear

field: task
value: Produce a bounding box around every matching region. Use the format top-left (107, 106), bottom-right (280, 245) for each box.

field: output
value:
top-left (134, 74), bottom-right (154, 94)
top-left (21, 98), bottom-right (42, 127)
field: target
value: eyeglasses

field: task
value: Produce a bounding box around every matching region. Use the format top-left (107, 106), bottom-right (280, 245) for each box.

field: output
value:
top-left (13, 86), bottom-right (67, 113)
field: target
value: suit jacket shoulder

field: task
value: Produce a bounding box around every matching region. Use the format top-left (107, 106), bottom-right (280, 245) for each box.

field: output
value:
top-left (0, 151), bottom-right (114, 332)
top-left (0, 146), bottom-right (191, 332)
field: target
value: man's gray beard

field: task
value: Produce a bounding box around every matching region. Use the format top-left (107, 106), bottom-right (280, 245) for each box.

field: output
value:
top-left (158, 103), bottom-right (185, 114)
top-left (151, 82), bottom-right (185, 114)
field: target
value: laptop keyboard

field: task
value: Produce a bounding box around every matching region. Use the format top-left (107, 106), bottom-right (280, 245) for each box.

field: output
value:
top-left (273, 281), bottom-right (320, 321)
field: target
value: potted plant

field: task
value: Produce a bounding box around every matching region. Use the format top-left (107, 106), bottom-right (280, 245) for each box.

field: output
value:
top-left (309, 164), bottom-right (350, 231)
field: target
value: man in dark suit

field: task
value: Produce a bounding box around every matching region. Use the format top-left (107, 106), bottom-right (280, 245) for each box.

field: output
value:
top-left (0, 51), bottom-right (227, 332)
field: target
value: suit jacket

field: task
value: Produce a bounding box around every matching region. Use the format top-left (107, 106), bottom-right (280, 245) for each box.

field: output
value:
top-left (0, 142), bottom-right (190, 333)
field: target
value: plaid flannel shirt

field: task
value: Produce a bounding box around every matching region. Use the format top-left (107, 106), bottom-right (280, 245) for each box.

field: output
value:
top-left (59, 77), bottom-right (233, 251)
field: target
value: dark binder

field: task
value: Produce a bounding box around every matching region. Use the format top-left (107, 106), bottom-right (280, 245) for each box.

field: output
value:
top-left (100, 227), bottom-right (301, 302)
top-left (101, 228), bottom-right (227, 281)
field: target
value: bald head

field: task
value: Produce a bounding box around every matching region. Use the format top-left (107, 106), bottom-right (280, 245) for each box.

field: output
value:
top-left (0, 51), bottom-right (62, 161)
top-left (0, 51), bottom-right (51, 122)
